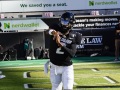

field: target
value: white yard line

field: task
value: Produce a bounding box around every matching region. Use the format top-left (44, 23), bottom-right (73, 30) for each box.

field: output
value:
top-left (24, 84), bottom-right (29, 89)
top-left (91, 68), bottom-right (99, 72)
top-left (24, 82), bottom-right (77, 89)
top-left (23, 72), bottom-right (28, 78)
top-left (103, 76), bottom-right (116, 84)
top-left (0, 71), bottom-right (2, 74)
top-left (24, 83), bottom-right (50, 89)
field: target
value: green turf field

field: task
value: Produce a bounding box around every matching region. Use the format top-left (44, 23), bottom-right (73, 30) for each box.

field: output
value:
top-left (0, 57), bottom-right (120, 90)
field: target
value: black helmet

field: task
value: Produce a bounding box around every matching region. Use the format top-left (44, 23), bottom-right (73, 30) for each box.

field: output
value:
top-left (60, 12), bottom-right (75, 33)
top-left (60, 12), bottom-right (75, 26)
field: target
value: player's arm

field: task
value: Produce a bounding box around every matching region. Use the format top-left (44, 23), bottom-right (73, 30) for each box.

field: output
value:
top-left (48, 29), bottom-right (57, 35)
top-left (45, 29), bottom-right (60, 41)
top-left (56, 32), bottom-right (82, 57)
top-left (48, 29), bottom-right (61, 43)
top-left (61, 44), bottom-right (77, 58)
top-left (45, 29), bottom-right (57, 35)
top-left (55, 35), bottom-right (77, 57)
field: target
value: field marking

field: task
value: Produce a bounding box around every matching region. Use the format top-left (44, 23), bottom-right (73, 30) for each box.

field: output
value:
top-left (23, 72), bottom-right (49, 79)
top-left (91, 68), bottom-right (99, 72)
top-left (24, 83), bottom-right (51, 89)
top-left (24, 84), bottom-right (29, 88)
top-left (23, 72), bottom-right (28, 78)
top-left (0, 71), bottom-right (2, 74)
top-left (24, 82), bottom-right (77, 89)
top-left (103, 76), bottom-right (116, 84)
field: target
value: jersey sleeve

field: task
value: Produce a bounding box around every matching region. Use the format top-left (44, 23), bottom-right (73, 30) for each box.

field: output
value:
top-left (61, 43), bottom-right (77, 58)
top-left (61, 32), bottom-right (82, 57)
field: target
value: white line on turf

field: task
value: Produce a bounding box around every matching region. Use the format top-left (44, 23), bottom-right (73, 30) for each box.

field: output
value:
top-left (24, 84), bottom-right (50, 90)
top-left (103, 76), bottom-right (116, 84)
top-left (0, 71), bottom-right (2, 74)
top-left (24, 84), bottom-right (29, 88)
top-left (24, 83), bottom-right (77, 89)
top-left (23, 72), bottom-right (28, 78)
top-left (91, 68), bottom-right (99, 72)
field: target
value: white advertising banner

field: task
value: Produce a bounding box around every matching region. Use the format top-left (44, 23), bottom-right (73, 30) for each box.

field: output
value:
top-left (0, 0), bottom-right (120, 12)
top-left (0, 19), bottom-right (49, 31)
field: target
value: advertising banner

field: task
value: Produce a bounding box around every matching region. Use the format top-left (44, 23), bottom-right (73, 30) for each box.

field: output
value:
top-left (74, 15), bottom-right (120, 29)
top-left (0, 18), bottom-right (49, 31)
top-left (74, 28), bottom-right (115, 56)
top-left (0, 0), bottom-right (120, 12)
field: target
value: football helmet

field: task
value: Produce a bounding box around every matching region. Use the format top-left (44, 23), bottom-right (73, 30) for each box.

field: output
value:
top-left (60, 12), bottom-right (75, 33)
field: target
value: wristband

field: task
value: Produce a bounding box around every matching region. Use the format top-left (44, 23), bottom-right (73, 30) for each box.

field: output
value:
top-left (49, 29), bottom-right (54, 35)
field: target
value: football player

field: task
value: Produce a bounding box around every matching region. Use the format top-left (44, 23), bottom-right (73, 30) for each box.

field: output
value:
top-left (115, 19), bottom-right (120, 61)
top-left (46, 12), bottom-right (82, 90)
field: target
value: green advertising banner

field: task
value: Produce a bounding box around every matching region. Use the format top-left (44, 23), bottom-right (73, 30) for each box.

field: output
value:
top-left (0, 18), bottom-right (49, 31)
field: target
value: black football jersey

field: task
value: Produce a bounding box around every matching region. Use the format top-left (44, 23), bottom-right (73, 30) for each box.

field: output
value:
top-left (48, 23), bottom-right (82, 66)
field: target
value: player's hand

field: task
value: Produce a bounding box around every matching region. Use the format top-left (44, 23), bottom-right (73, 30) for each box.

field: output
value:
top-left (55, 34), bottom-right (61, 45)
top-left (51, 30), bottom-right (62, 47)
top-left (55, 34), bottom-right (63, 47)
top-left (51, 30), bottom-right (58, 40)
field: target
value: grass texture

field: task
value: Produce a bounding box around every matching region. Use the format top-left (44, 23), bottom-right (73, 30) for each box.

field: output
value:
top-left (0, 59), bottom-right (120, 90)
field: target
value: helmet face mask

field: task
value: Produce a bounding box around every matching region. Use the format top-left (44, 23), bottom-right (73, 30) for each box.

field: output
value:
top-left (60, 18), bottom-right (69, 26)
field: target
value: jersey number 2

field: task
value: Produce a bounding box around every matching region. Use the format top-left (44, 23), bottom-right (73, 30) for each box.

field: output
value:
top-left (56, 47), bottom-right (64, 54)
